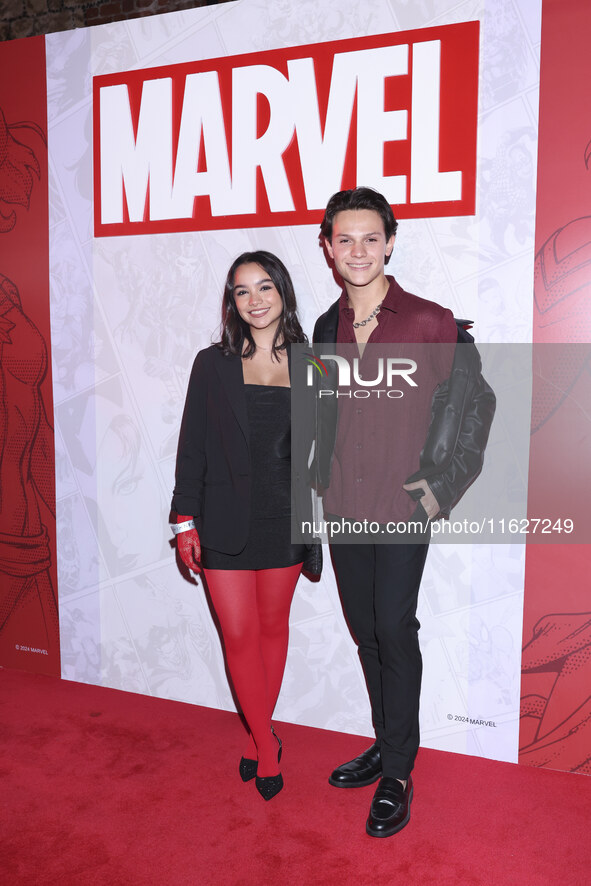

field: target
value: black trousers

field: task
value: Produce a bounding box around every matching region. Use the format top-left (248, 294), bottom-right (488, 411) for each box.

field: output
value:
top-left (329, 540), bottom-right (429, 780)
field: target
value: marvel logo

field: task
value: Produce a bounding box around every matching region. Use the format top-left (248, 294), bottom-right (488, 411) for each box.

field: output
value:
top-left (93, 22), bottom-right (479, 236)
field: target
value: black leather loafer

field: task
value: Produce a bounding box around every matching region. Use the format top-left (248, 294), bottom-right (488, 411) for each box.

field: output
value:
top-left (328, 742), bottom-right (382, 788)
top-left (366, 776), bottom-right (413, 837)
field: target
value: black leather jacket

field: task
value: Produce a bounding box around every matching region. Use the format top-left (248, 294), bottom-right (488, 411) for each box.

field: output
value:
top-left (313, 301), bottom-right (496, 519)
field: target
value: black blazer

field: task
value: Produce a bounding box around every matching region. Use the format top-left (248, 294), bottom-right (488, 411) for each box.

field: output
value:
top-left (171, 344), bottom-right (313, 554)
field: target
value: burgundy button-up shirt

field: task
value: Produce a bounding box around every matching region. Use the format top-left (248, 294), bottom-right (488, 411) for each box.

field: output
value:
top-left (322, 276), bottom-right (457, 523)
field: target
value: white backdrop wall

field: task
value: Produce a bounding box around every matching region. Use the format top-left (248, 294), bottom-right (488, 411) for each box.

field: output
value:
top-left (47, 0), bottom-right (541, 763)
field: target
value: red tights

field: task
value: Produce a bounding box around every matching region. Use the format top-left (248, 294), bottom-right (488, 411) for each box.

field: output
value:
top-left (203, 563), bottom-right (301, 776)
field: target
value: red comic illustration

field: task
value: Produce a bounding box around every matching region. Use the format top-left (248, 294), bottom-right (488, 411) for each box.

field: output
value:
top-left (0, 37), bottom-right (59, 675)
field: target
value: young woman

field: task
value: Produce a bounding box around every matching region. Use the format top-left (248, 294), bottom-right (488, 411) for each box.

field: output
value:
top-left (171, 251), bottom-right (309, 800)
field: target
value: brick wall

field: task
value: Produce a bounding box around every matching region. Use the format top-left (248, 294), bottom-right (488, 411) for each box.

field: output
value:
top-left (0, 0), bottom-right (233, 42)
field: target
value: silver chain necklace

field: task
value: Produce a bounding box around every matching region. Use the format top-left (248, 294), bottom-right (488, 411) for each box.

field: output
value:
top-left (351, 301), bottom-right (382, 328)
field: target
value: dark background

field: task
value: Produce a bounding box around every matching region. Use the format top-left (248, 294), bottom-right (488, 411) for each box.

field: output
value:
top-left (0, 0), bottom-right (232, 42)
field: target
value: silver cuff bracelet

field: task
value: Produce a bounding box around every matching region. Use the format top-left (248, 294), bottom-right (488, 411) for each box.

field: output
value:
top-left (170, 519), bottom-right (196, 535)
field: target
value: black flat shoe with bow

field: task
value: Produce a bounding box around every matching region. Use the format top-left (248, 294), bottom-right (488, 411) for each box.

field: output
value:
top-left (255, 728), bottom-right (283, 800)
top-left (241, 727), bottom-right (283, 788)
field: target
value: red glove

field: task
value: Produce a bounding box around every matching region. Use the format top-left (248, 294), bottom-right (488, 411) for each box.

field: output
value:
top-left (175, 514), bottom-right (202, 572)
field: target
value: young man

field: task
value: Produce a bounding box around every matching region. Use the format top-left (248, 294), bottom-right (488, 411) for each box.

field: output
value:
top-left (313, 187), bottom-right (494, 837)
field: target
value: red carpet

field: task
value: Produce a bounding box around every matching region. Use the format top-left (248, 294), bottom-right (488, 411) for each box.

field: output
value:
top-left (1, 668), bottom-right (589, 885)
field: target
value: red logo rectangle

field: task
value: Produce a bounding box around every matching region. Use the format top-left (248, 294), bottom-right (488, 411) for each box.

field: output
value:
top-left (93, 21), bottom-right (479, 237)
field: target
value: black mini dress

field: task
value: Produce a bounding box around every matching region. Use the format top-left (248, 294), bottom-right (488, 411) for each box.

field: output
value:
top-left (201, 384), bottom-right (307, 570)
